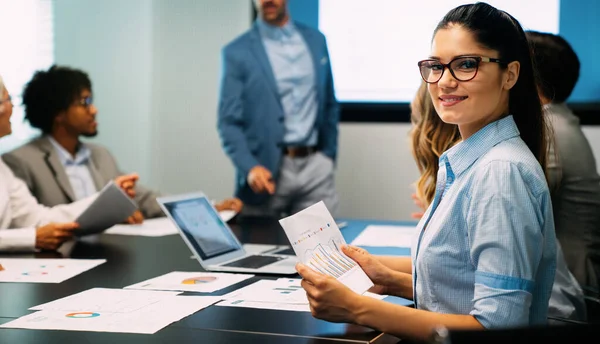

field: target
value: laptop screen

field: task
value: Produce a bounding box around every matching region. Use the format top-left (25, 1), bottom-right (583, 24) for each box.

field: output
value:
top-left (162, 197), bottom-right (241, 260)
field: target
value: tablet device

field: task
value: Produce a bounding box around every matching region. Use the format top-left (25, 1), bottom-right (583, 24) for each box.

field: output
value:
top-left (75, 181), bottom-right (138, 236)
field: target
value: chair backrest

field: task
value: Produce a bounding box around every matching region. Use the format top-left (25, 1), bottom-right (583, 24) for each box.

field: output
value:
top-left (429, 323), bottom-right (597, 344)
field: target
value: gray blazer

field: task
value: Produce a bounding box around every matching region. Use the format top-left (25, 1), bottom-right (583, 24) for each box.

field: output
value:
top-left (1, 136), bottom-right (164, 219)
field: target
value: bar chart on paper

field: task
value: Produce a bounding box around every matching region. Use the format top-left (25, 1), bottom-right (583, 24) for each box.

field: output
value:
top-left (279, 201), bottom-right (374, 294)
top-left (305, 239), bottom-right (357, 278)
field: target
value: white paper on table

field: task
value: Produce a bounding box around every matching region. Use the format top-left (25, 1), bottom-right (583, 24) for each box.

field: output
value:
top-left (216, 299), bottom-right (311, 312)
top-left (1, 295), bottom-right (220, 334)
top-left (278, 201), bottom-right (373, 294)
top-left (221, 279), bottom-right (308, 304)
top-left (0, 259), bottom-right (106, 283)
top-left (30, 288), bottom-right (181, 313)
top-left (350, 225), bottom-right (417, 248)
top-left (125, 271), bottom-right (254, 293)
top-left (104, 210), bottom-right (236, 237)
top-left (104, 218), bottom-right (178, 237)
top-left (218, 210), bottom-right (237, 223)
top-left (218, 278), bottom-right (386, 312)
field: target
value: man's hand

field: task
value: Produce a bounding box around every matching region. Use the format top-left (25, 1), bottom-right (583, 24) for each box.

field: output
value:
top-left (0, 264), bottom-right (4, 271)
top-left (115, 173), bottom-right (139, 198)
top-left (215, 198), bottom-right (243, 213)
top-left (125, 210), bottom-right (144, 224)
top-left (35, 222), bottom-right (79, 251)
top-left (247, 166), bottom-right (275, 195)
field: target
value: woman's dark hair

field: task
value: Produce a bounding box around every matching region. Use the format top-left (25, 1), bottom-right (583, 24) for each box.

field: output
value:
top-left (434, 2), bottom-right (547, 169)
top-left (22, 65), bottom-right (92, 134)
top-left (526, 31), bottom-right (580, 103)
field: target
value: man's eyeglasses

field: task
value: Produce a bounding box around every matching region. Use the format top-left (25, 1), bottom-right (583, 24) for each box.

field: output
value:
top-left (0, 95), bottom-right (12, 106)
top-left (77, 96), bottom-right (94, 107)
top-left (417, 56), bottom-right (506, 84)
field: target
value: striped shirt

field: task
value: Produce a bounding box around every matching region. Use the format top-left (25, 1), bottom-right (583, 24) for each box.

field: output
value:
top-left (411, 115), bottom-right (557, 328)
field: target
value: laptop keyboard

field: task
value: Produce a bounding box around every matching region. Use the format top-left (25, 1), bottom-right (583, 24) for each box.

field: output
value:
top-left (223, 255), bottom-right (285, 269)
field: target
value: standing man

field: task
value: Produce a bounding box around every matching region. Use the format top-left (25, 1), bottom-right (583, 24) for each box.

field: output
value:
top-left (218, 0), bottom-right (340, 217)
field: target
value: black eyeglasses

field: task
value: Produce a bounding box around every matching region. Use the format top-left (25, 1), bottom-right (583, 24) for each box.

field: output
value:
top-left (417, 56), bottom-right (506, 84)
top-left (77, 96), bottom-right (94, 107)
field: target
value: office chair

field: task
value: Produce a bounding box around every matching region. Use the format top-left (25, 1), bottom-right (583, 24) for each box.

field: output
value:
top-left (429, 323), bottom-right (598, 344)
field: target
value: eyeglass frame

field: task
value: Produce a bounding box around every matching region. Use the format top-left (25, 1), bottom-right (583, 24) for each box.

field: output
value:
top-left (417, 56), bottom-right (507, 84)
top-left (0, 94), bottom-right (12, 106)
top-left (76, 95), bottom-right (94, 107)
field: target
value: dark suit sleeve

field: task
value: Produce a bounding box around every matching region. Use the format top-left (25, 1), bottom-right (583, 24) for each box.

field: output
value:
top-left (103, 150), bottom-right (164, 219)
top-left (320, 38), bottom-right (340, 162)
top-left (2, 153), bottom-right (35, 193)
top-left (217, 47), bottom-right (260, 179)
top-left (131, 184), bottom-right (164, 218)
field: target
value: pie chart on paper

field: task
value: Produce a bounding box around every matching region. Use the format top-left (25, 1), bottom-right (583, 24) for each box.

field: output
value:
top-left (181, 276), bottom-right (217, 285)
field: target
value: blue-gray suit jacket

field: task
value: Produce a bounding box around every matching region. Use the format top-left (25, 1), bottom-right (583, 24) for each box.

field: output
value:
top-left (217, 22), bottom-right (339, 205)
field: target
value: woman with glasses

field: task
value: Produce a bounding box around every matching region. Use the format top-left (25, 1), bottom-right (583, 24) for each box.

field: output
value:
top-left (296, 3), bottom-right (557, 340)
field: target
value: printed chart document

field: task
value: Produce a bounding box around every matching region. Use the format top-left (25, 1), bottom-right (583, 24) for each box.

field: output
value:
top-left (30, 288), bottom-right (181, 312)
top-left (279, 201), bottom-right (373, 294)
top-left (2, 291), bottom-right (219, 334)
top-left (0, 259), bottom-right (105, 283)
top-left (350, 225), bottom-right (417, 248)
top-left (75, 181), bottom-right (138, 236)
top-left (105, 218), bottom-right (178, 237)
top-left (221, 279), bottom-right (308, 304)
top-left (125, 271), bottom-right (254, 293)
top-left (217, 278), bottom-right (385, 312)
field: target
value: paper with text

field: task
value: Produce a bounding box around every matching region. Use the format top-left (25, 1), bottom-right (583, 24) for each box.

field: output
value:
top-left (0, 259), bottom-right (105, 283)
top-left (2, 295), bottom-right (219, 334)
top-left (217, 278), bottom-right (385, 312)
top-left (30, 288), bottom-right (181, 313)
top-left (279, 201), bottom-right (373, 295)
top-left (125, 271), bottom-right (253, 293)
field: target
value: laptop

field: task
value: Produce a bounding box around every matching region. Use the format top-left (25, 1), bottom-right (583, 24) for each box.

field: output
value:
top-left (157, 193), bottom-right (297, 275)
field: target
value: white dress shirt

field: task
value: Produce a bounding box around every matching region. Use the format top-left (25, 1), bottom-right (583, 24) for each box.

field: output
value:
top-left (0, 160), bottom-right (95, 251)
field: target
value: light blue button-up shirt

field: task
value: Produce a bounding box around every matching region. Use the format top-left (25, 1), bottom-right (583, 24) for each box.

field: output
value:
top-left (411, 115), bottom-right (557, 328)
top-left (48, 136), bottom-right (97, 201)
top-left (257, 19), bottom-right (318, 146)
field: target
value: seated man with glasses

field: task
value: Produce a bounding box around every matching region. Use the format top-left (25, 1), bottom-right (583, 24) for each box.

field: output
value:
top-left (2, 66), bottom-right (242, 225)
top-left (0, 73), bottom-right (138, 252)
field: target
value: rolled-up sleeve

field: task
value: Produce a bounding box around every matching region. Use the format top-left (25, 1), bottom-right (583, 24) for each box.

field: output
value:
top-left (466, 160), bottom-right (554, 328)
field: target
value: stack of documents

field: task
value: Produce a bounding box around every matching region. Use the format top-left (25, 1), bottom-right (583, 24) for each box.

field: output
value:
top-left (0, 288), bottom-right (220, 334)
top-left (0, 259), bottom-right (106, 283)
top-left (217, 278), bottom-right (385, 312)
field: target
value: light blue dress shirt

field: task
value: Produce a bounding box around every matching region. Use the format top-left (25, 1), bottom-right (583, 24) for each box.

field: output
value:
top-left (48, 136), bottom-right (97, 201)
top-left (411, 115), bottom-right (557, 328)
top-left (257, 19), bottom-right (318, 146)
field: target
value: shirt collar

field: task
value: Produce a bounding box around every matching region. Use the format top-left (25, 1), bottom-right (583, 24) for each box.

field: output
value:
top-left (47, 136), bottom-right (91, 166)
top-left (256, 18), bottom-right (296, 40)
top-left (440, 115), bottom-right (520, 177)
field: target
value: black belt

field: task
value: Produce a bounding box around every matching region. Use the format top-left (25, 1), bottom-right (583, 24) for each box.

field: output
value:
top-left (282, 146), bottom-right (317, 158)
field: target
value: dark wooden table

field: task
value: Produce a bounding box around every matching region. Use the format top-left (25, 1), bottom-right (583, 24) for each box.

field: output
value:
top-left (0, 215), bottom-right (403, 343)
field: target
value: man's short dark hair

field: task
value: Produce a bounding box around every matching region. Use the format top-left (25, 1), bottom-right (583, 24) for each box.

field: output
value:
top-left (22, 65), bottom-right (92, 134)
top-left (526, 31), bottom-right (580, 103)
